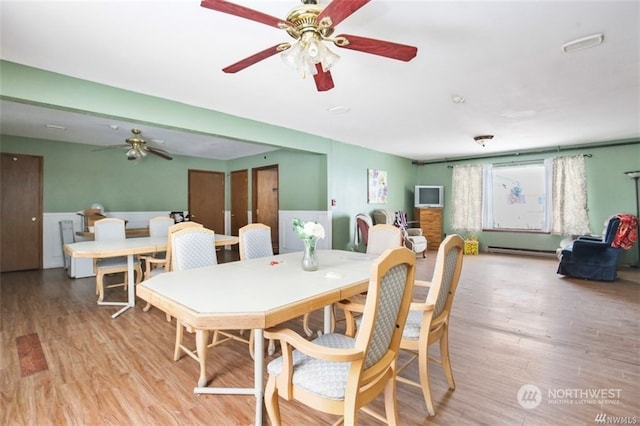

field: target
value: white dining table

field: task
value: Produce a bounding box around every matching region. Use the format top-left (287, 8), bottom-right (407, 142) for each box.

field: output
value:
top-left (136, 249), bottom-right (375, 426)
top-left (63, 234), bottom-right (240, 318)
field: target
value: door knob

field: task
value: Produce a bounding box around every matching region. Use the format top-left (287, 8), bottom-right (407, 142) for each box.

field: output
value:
top-left (31, 217), bottom-right (37, 221)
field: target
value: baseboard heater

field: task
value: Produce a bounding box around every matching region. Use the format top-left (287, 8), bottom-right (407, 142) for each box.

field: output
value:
top-left (486, 246), bottom-right (557, 257)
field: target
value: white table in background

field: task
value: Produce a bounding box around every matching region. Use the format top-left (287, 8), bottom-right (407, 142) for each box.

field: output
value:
top-left (63, 234), bottom-right (240, 318)
top-left (137, 249), bottom-right (374, 426)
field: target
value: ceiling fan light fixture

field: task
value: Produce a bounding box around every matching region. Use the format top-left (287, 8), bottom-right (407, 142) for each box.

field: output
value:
top-left (126, 148), bottom-right (139, 160)
top-left (281, 31), bottom-right (340, 78)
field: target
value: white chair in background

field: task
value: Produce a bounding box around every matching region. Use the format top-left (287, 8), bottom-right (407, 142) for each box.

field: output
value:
top-left (140, 216), bottom-right (176, 278)
top-left (238, 223), bottom-right (276, 355)
top-left (366, 224), bottom-right (403, 256)
top-left (93, 218), bottom-right (142, 302)
top-left (333, 224), bottom-right (403, 335)
top-left (373, 209), bottom-right (427, 257)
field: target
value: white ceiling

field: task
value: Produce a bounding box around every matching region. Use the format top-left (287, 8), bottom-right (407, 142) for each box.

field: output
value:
top-left (1, 0), bottom-right (639, 161)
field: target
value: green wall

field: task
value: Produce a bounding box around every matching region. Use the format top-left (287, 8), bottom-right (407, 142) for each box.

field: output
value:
top-left (327, 141), bottom-right (415, 251)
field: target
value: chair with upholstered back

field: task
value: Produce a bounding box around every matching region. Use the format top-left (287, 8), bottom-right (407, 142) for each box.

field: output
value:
top-left (149, 215), bottom-right (175, 237)
top-left (263, 247), bottom-right (416, 425)
top-left (141, 221), bottom-right (204, 318)
top-left (366, 224), bottom-right (403, 256)
top-left (396, 234), bottom-right (464, 415)
top-left (93, 218), bottom-right (143, 302)
top-left (171, 227), bottom-right (253, 362)
top-left (238, 223), bottom-right (273, 260)
top-left (373, 209), bottom-right (427, 257)
top-left (238, 223), bottom-right (276, 354)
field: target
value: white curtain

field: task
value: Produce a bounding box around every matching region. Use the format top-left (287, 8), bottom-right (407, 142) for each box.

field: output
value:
top-left (451, 164), bottom-right (483, 231)
top-left (550, 155), bottom-right (591, 235)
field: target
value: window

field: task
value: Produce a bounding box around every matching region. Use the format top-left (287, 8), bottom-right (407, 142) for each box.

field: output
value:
top-left (452, 155), bottom-right (589, 235)
top-left (482, 162), bottom-right (550, 231)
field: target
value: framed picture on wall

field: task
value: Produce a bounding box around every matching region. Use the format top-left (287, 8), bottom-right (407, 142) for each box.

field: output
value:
top-left (367, 169), bottom-right (388, 204)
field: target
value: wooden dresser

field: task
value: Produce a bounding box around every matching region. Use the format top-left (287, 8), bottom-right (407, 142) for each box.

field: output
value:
top-left (415, 208), bottom-right (443, 250)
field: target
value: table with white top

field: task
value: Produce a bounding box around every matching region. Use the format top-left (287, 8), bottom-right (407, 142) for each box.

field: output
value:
top-left (63, 234), bottom-right (240, 318)
top-left (136, 249), bottom-right (375, 426)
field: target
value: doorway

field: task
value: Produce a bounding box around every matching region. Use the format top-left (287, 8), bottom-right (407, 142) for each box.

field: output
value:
top-left (230, 169), bottom-right (248, 237)
top-left (1, 153), bottom-right (43, 271)
top-left (252, 165), bottom-right (279, 253)
top-left (188, 169), bottom-right (225, 234)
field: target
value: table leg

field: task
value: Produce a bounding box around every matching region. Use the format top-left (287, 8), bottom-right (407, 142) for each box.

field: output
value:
top-left (111, 254), bottom-right (135, 319)
top-left (254, 329), bottom-right (264, 426)
top-left (192, 329), bottom-right (264, 425)
top-left (196, 329), bottom-right (210, 387)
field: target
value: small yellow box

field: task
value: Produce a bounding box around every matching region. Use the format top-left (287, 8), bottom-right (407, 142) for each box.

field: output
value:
top-left (464, 240), bottom-right (479, 255)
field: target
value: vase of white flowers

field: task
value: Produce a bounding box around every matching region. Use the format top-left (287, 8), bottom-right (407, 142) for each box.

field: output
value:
top-left (293, 218), bottom-right (325, 271)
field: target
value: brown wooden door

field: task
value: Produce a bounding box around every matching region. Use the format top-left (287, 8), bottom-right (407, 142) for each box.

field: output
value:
top-left (253, 165), bottom-right (279, 253)
top-left (230, 169), bottom-right (248, 237)
top-left (188, 170), bottom-right (225, 233)
top-left (1, 153), bottom-right (43, 271)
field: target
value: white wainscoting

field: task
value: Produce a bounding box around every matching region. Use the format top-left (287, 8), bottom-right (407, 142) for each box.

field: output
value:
top-left (279, 210), bottom-right (332, 253)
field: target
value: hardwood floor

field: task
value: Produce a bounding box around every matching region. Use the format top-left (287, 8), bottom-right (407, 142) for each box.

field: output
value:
top-left (1, 251), bottom-right (638, 425)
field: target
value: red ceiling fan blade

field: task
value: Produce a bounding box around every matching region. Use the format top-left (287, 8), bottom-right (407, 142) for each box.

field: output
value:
top-left (222, 43), bottom-right (289, 73)
top-left (313, 64), bottom-right (335, 92)
top-left (200, 0), bottom-right (291, 30)
top-left (334, 33), bottom-right (418, 61)
top-left (316, 0), bottom-right (371, 28)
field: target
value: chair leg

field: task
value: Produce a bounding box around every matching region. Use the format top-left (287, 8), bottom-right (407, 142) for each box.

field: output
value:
top-left (264, 376), bottom-right (282, 426)
top-left (96, 271), bottom-right (105, 302)
top-left (418, 343), bottom-right (436, 416)
top-left (440, 325), bottom-right (456, 390)
top-left (384, 372), bottom-right (400, 426)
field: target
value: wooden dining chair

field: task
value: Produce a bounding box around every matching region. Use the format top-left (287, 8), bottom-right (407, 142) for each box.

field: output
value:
top-left (263, 247), bottom-right (416, 425)
top-left (339, 234), bottom-right (465, 416)
top-left (171, 227), bottom-right (253, 362)
top-left (141, 221), bottom-right (204, 319)
top-left (93, 218), bottom-right (142, 302)
top-left (395, 234), bottom-right (464, 415)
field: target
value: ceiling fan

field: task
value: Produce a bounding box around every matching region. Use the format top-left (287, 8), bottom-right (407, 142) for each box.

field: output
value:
top-left (201, 0), bottom-right (418, 91)
top-left (100, 128), bottom-right (173, 161)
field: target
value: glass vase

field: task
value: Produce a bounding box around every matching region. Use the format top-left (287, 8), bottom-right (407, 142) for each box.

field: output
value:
top-left (301, 238), bottom-right (319, 271)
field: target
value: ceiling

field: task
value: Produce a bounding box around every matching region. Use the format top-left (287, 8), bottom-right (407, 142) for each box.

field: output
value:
top-left (1, 0), bottom-right (639, 162)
